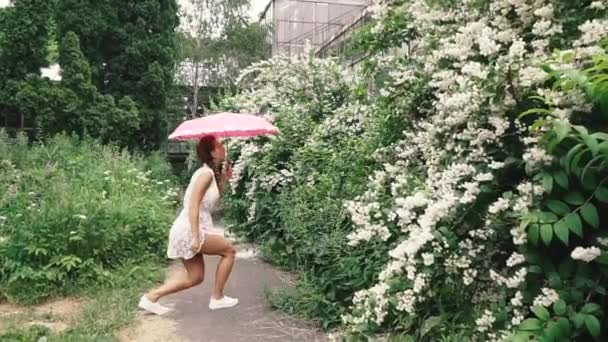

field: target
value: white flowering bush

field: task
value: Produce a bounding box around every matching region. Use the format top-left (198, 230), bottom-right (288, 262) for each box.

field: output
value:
top-left (221, 0), bottom-right (608, 339)
top-left (0, 133), bottom-right (179, 303)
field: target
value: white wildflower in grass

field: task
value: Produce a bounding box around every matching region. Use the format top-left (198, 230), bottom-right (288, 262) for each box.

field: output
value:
top-left (570, 246), bottom-right (602, 262)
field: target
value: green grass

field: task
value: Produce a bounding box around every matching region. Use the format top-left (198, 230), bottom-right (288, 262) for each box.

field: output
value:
top-left (0, 259), bottom-right (166, 342)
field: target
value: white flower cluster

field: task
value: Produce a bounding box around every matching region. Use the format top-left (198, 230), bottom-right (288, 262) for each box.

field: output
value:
top-left (571, 246), bottom-right (602, 262)
top-left (532, 287), bottom-right (559, 307)
top-left (338, 0), bottom-right (604, 333)
top-left (228, 141), bottom-right (260, 190)
top-left (522, 146), bottom-right (553, 170)
top-left (476, 310), bottom-right (496, 333)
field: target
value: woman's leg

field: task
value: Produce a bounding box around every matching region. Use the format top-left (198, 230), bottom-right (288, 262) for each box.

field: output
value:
top-left (146, 253), bottom-right (205, 302)
top-left (200, 235), bottom-right (236, 299)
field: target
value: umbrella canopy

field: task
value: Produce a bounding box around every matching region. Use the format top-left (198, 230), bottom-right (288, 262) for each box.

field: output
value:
top-left (168, 112), bottom-right (278, 141)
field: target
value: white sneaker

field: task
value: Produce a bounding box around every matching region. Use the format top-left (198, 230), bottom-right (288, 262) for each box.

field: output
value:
top-left (209, 295), bottom-right (239, 310)
top-left (138, 295), bottom-right (171, 315)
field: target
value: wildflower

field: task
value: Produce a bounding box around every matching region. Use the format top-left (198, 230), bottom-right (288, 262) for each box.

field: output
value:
top-left (506, 253), bottom-right (526, 267)
top-left (421, 253), bottom-right (435, 266)
top-left (533, 288), bottom-right (559, 307)
top-left (571, 246), bottom-right (602, 262)
top-left (476, 310), bottom-right (496, 332)
top-left (488, 198), bottom-right (510, 214)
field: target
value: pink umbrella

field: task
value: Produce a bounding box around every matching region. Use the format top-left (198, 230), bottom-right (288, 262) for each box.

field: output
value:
top-left (168, 112), bottom-right (278, 141)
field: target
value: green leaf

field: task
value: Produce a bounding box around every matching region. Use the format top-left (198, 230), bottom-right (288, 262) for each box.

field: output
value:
top-left (553, 300), bottom-right (567, 316)
top-left (545, 200), bottom-right (571, 216)
top-left (544, 321), bottom-right (561, 342)
top-left (564, 144), bottom-right (584, 173)
top-left (572, 313), bottom-right (585, 329)
top-left (582, 133), bottom-right (600, 156)
top-left (554, 221), bottom-right (569, 245)
top-left (511, 333), bottom-right (537, 342)
top-left (595, 186), bottom-right (608, 203)
top-left (564, 213), bottom-right (583, 238)
top-left (580, 203), bottom-right (600, 229)
top-left (596, 253), bottom-right (608, 266)
top-left (520, 108), bottom-right (553, 119)
top-left (532, 305), bottom-right (551, 321)
top-left (554, 120), bottom-right (571, 141)
top-left (571, 148), bottom-right (589, 175)
top-left (581, 172), bottom-right (598, 191)
top-left (528, 224), bottom-right (540, 245)
top-left (542, 173), bottom-right (554, 194)
top-left (573, 125), bottom-right (589, 136)
top-left (591, 132), bottom-right (608, 141)
top-left (556, 317), bottom-right (572, 336)
top-left (600, 141), bottom-right (608, 154)
top-left (559, 259), bottom-right (575, 278)
top-left (553, 170), bottom-right (569, 189)
top-left (420, 316), bottom-right (441, 337)
top-left (564, 192), bottom-right (585, 205)
top-left (581, 155), bottom-right (604, 182)
top-left (519, 318), bottom-right (543, 331)
top-left (540, 211), bottom-right (559, 223)
top-left (581, 303), bottom-right (602, 315)
top-left (584, 315), bottom-right (601, 337)
top-left (541, 224), bottom-right (554, 246)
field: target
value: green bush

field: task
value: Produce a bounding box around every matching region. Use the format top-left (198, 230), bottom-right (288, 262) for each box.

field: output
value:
top-left (0, 133), bottom-right (179, 303)
top-left (220, 1), bottom-right (608, 339)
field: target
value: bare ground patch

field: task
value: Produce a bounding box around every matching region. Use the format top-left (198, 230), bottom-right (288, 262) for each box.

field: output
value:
top-left (0, 298), bottom-right (83, 334)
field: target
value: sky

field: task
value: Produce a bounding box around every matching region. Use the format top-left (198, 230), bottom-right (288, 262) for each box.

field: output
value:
top-left (0, 0), bottom-right (269, 20)
top-left (249, 0), bottom-right (269, 21)
top-left (177, 0), bottom-right (269, 23)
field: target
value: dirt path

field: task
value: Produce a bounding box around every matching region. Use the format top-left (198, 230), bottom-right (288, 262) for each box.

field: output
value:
top-left (119, 244), bottom-right (327, 342)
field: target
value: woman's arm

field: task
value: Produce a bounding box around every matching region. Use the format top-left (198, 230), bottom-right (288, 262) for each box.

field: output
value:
top-left (189, 171), bottom-right (213, 251)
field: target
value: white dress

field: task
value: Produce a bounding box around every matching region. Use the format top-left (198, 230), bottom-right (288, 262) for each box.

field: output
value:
top-left (167, 164), bottom-right (221, 260)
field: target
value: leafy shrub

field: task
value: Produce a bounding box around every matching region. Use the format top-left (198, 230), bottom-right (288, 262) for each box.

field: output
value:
top-left (0, 133), bottom-right (179, 303)
top-left (221, 1), bottom-right (608, 341)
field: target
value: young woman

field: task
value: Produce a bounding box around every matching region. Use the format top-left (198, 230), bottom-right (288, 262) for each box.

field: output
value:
top-left (138, 135), bottom-right (238, 315)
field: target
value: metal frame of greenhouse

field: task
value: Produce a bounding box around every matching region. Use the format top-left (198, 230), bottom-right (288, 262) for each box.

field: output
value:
top-left (259, 0), bottom-right (369, 58)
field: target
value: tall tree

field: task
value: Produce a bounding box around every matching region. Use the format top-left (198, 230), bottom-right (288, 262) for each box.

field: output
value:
top-left (0, 0), bottom-right (53, 82)
top-left (176, 0), bottom-right (267, 118)
top-left (55, 0), bottom-right (180, 150)
top-left (0, 0), bottom-right (53, 133)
